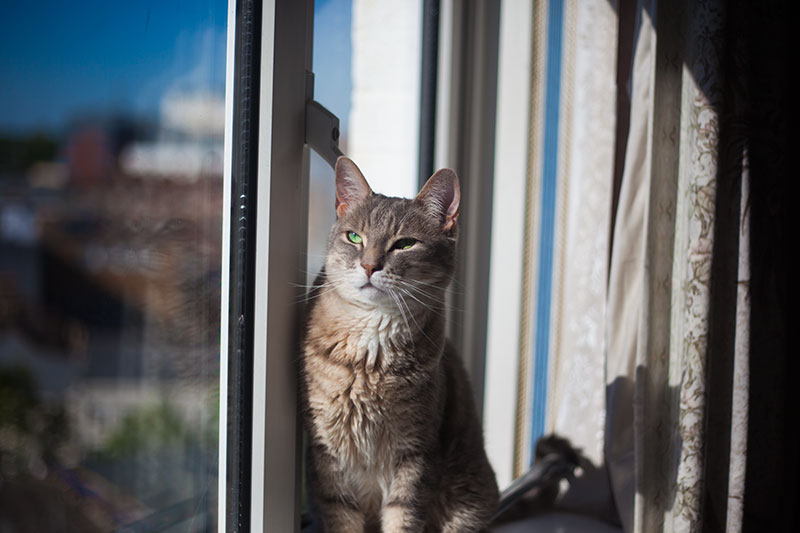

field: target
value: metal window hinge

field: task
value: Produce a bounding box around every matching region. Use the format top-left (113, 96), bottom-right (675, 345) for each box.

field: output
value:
top-left (304, 71), bottom-right (343, 168)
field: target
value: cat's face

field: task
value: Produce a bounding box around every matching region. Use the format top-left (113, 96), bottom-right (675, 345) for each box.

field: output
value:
top-left (324, 157), bottom-right (460, 313)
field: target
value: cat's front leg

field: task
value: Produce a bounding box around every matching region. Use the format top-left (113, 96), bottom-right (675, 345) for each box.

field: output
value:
top-left (380, 453), bottom-right (430, 532)
top-left (315, 495), bottom-right (366, 533)
top-left (381, 503), bottom-right (422, 533)
top-left (308, 445), bottom-right (368, 532)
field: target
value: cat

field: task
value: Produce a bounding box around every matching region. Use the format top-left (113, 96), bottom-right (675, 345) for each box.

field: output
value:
top-left (300, 156), bottom-right (499, 532)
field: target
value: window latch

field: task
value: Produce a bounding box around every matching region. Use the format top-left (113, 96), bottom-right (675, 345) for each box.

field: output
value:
top-left (305, 71), bottom-right (343, 168)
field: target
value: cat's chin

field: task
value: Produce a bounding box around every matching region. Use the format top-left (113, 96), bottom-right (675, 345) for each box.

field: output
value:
top-left (354, 284), bottom-right (393, 306)
top-left (336, 282), bottom-right (397, 311)
top-left (359, 282), bottom-right (380, 295)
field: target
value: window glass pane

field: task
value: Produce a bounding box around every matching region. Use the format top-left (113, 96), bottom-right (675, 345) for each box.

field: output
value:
top-left (300, 2), bottom-right (352, 526)
top-left (307, 0), bottom-right (353, 283)
top-left (0, 2), bottom-right (226, 531)
top-left (308, 0), bottom-right (422, 277)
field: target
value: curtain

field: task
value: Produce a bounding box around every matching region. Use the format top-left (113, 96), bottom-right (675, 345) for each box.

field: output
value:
top-left (515, 0), bottom-right (617, 475)
top-left (513, 0), bottom-right (788, 529)
top-left (606, 0), bottom-right (757, 531)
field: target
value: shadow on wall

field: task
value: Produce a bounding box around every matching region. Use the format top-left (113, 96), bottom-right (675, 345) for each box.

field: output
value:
top-left (605, 371), bottom-right (684, 531)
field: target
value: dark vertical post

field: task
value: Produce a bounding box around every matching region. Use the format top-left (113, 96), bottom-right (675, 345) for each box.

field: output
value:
top-left (743, 0), bottom-right (791, 529)
top-left (227, 0), bottom-right (262, 529)
top-left (418, 0), bottom-right (440, 187)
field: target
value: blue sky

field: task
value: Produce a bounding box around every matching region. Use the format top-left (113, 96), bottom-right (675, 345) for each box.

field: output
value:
top-left (0, 0), bottom-right (351, 136)
top-left (314, 0), bottom-right (352, 138)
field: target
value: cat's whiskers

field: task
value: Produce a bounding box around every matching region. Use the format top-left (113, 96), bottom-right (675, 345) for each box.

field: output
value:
top-left (404, 276), bottom-right (462, 294)
top-left (293, 279), bottom-right (347, 303)
top-left (395, 290), bottom-right (438, 347)
top-left (387, 289), bottom-right (416, 353)
top-left (294, 290), bottom-right (332, 304)
top-left (402, 280), bottom-right (467, 313)
top-left (295, 289), bottom-right (334, 304)
top-left (380, 273), bottom-right (445, 302)
top-left (393, 281), bottom-right (449, 313)
top-left (395, 287), bottom-right (448, 321)
top-left (396, 280), bottom-right (446, 306)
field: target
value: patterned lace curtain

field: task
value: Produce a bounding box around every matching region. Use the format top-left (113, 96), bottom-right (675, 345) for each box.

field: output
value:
top-left (604, 0), bottom-right (757, 531)
top-left (505, 0), bottom-right (787, 529)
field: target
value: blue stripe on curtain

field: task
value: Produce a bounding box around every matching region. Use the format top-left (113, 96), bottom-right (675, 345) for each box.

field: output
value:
top-left (530, 0), bottom-right (564, 457)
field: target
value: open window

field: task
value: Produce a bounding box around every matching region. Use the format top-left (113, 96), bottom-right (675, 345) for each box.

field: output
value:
top-left (3, 0), bottom-right (787, 531)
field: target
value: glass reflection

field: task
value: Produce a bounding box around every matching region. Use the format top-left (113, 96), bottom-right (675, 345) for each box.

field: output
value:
top-left (307, 0), bottom-right (353, 284)
top-left (0, 2), bottom-right (225, 530)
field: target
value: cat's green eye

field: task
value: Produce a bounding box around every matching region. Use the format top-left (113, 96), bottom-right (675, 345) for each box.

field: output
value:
top-left (393, 238), bottom-right (417, 251)
top-left (346, 231), bottom-right (363, 244)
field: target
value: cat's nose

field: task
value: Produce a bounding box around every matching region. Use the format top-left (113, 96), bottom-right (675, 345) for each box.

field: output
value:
top-left (361, 261), bottom-right (382, 278)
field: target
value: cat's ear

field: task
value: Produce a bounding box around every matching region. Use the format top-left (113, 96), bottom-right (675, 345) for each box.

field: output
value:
top-left (335, 156), bottom-right (372, 218)
top-left (415, 168), bottom-right (460, 232)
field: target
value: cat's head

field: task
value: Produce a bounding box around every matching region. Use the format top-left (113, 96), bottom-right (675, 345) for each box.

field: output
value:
top-left (324, 156), bottom-right (460, 312)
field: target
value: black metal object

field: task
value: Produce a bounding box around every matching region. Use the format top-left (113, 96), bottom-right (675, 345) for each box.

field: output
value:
top-left (490, 453), bottom-right (577, 523)
top-left (226, 0), bottom-right (262, 529)
top-left (305, 72), bottom-right (344, 168)
top-left (418, 0), bottom-right (440, 187)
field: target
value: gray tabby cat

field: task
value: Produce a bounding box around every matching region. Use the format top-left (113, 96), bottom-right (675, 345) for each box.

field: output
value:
top-left (301, 157), bottom-right (498, 532)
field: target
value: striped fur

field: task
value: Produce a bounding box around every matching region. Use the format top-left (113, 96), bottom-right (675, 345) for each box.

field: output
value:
top-left (300, 159), bottom-right (498, 532)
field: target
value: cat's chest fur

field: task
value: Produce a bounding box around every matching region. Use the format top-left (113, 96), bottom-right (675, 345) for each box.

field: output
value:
top-left (304, 305), bottom-right (413, 471)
